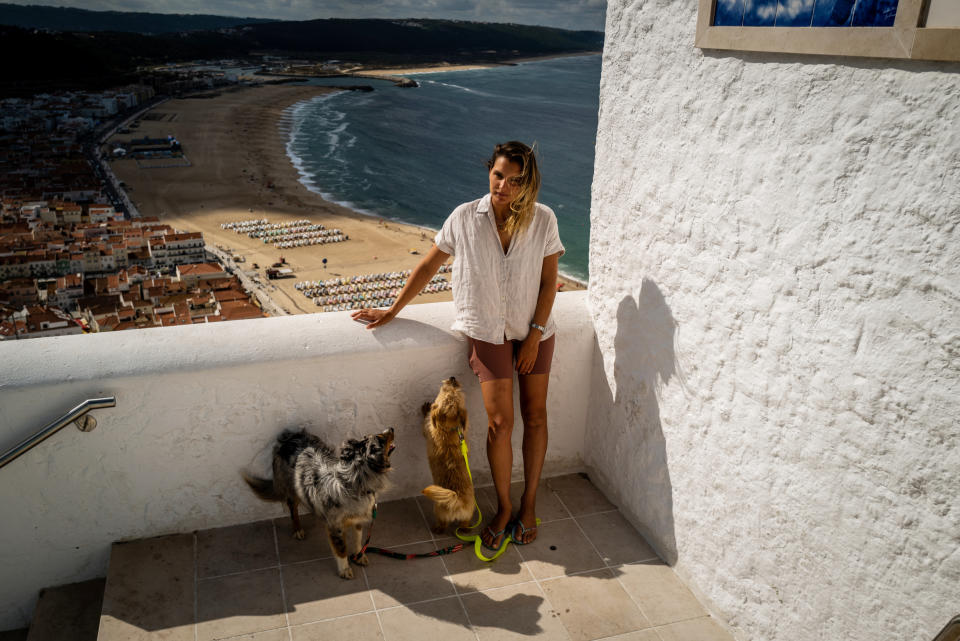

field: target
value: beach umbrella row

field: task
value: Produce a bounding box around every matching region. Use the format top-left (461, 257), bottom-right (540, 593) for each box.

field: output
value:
top-left (298, 274), bottom-right (447, 297)
top-left (302, 279), bottom-right (451, 300)
top-left (314, 281), bottom-right (450, 314)
top-left (256, 229), bottom-right (340, 241)
top-left (315, 293), bottom-right (399, 306)
top-left (221, 218), bottom-right (313, 231)
top-left (241, 221), bottom-right (318, 231)
top-left (274, 235), bottom-right (345, 249)
top-left (295, 267), bottom-right (454, 293)
top-left (298, 270), bottom-right (415, 290)
top-left (221, 218), bottom-right (268, 229)
top-left (248, 225), bottom-right (328, 238)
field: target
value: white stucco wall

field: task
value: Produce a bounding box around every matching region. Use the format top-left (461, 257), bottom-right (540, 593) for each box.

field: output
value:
top-left (0, 292), bottom-right (594, 630)
top-left (586, 2), bottom-right (960, 641)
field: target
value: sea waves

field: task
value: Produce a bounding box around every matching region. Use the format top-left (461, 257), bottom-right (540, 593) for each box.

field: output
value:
top-left (284, 55), bottom-right (600, 281)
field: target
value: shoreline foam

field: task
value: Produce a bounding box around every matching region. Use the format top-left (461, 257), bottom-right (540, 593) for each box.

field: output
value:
top-left (281, 62), bottom-right (592, 285)
top-left (281, 94), bottom-right (588, 287)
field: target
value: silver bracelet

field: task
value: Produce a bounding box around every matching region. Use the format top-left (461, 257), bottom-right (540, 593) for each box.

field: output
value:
top-left (530, 322), bottom-right (546, 333)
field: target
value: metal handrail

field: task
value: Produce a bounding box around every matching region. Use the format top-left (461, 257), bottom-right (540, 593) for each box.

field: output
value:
top-left (0, 397), bottom-right (116, 470)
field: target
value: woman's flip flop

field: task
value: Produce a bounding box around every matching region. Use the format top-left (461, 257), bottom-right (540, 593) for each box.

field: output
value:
top-left (509, 518), bottom-right (541, 545)
top-left (480, 526), bottom-right (508, 553)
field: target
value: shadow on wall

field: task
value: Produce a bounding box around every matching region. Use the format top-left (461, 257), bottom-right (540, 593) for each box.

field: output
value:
top-left (588, 278), bottom-right (681, 564)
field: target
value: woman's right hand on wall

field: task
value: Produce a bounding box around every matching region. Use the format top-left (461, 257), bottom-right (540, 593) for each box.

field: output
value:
top-left (351, 307), bottom-right (396, 329)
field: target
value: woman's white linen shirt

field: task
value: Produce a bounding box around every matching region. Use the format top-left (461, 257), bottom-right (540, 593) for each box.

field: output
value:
top-left (434, 194), bottom-right (565, 344)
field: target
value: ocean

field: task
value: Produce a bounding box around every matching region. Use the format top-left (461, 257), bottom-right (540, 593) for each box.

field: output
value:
top-left (284, 54), bottom-right (601, 282)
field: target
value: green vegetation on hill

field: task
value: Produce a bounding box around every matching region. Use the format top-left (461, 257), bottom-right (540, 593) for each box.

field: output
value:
top-left (0, 25), bottom-right (252, 96)
top-left (0, 14), bottom-right (603, 97)
top-left (0, 3), bottom-right (273, 33)
top-left (246, 19), bottom-right (604, 57)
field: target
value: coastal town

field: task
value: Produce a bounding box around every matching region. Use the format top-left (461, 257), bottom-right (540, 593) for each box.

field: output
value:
top-left (0, 63), bottom-right (453, 339)
top-left (0, 48), bottom-right (588, 340)
top-left (0, 68), bottom-right (268, 339)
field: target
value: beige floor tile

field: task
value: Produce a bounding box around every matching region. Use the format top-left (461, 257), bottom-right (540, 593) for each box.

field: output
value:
top-left (367, 498), bottom-right (433, 548)
top-left (594, 631), bottom-right (661, 641)
top-left (274, 513), bottom-right (334, 566)
top-left (363, 540), bottom-right (457, 608)
top-left (541, 569), bottom-right (651, 641)
top-left (474, 485), bottom-right (497, 517)
top-left (515, 518), bottom-right (604, 580)
top-left (291, 612), bottom-right (383, 641)
top-left (196, 568), bottom-right (286, 641)
top-left (461, 582), bottom-right (571, 641)
top-left (617, 562), bottom-right (706, 627)
top-left (413, 494), bottom-right (443, 530)
top-left (655, 616), bottom-right (736, 641)
top-left (417, 497), bottom-right (486, 537)
top-left (197, 520), bottom-right (277, 578)
top-left (438, 535), bottom-right (534, 593)
top-left (213, 629), bottom-right (290, 641)
top-left (29, 578), bottom-right (105, 641)
top-left (476, 479), bottom-right (571, 523)
top-left (576, 512), bottom-right (659, 566)
top-left (99, 533), bottom-right (195, 640)
top-left (546, 474), bottom-right (615, 516)
top-left (282, 558), bottom-right (374, 626)
top-left (95, 473), bottom-right (734, 641)
top-left (379, 597), bottom-right (476, 641)
top-left (273, 510), bottom-right (307, 541)
top-left (97, 617), bottom-right (196, 641)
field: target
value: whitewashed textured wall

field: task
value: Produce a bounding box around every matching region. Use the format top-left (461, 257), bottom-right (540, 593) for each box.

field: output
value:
top-left (585, 2), bottom-right (960, 640)
top-left (0, 293), bottom-right (594, 630)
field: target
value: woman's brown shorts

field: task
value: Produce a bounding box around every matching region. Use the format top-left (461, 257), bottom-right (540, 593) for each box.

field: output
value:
top-left (467, 334), bottom-right (556, 383)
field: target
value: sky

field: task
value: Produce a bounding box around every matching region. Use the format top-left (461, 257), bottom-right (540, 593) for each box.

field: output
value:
top-left (8, 0), bottom-right (608, 32)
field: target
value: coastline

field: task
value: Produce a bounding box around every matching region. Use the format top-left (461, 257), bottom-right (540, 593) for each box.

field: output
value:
top-left (348, 50), bottom-right (602, 77)
top-left (107, 82), bottom-right (585, 316)
top-left (279, 80), bottom-right (590, 289)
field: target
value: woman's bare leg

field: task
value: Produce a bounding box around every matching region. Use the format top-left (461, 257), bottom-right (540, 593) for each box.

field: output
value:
top-left (516, 373), bottom-right (549, 543)
top-left (480, 378), bottom-right (514, 549)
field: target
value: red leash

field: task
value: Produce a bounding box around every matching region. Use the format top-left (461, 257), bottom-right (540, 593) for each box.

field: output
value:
top-left (349, 505), bottom-right (465, 564)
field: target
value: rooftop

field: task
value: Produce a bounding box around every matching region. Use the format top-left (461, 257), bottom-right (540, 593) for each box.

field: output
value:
top-left (90, 475), bottom-right (731, 641)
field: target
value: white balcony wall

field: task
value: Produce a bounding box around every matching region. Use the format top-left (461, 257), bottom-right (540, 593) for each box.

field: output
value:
top-left (0, 292), bottom-right (594, 630)
top-left (587, 2), bottom-right (960, 641)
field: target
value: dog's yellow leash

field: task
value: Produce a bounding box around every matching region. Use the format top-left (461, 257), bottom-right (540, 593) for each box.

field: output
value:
top-left (353, 428), bottom-right (533, 564)
top-left (454, 427), bottom-right (519, 562)
top-left (350, 428), bottom-right (481, 564)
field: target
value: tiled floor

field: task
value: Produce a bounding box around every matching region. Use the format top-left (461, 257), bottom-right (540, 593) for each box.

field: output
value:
top-left (99, 473), bottom-right (734, 641)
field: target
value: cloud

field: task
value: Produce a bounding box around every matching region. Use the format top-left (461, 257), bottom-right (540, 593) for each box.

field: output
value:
top-left (780, 0), bottom-right (813, 18)
top-left (7, 0), bottom-right (608, 31)
top-left (746, 0), bottom-right (778, 20)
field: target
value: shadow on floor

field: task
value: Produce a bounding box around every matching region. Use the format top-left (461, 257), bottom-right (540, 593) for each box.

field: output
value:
top-left (99, 473), bottom-right (730, 641)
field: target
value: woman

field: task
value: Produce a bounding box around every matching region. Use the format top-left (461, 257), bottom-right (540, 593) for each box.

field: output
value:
top-left (351, 141), bottom-right (564, 551)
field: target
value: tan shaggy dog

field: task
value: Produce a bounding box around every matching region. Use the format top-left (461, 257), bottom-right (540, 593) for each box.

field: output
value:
top-left (421, 376), bottom-right (475, 533)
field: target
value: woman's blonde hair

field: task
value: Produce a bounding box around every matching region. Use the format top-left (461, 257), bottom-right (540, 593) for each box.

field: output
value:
top-left (487, 141), bottom-right (541, 236)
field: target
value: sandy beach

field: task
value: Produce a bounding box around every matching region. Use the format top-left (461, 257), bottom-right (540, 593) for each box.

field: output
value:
top-left (351, 52), bottom-right (601, 76)
top-left (107, 83), bottom-right (584, 316)
top-left (352, 63), bottom-right (500, 76)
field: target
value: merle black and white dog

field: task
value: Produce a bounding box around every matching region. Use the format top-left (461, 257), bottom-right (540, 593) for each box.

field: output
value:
top-left (243, 427), bottom-right (396, 578)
